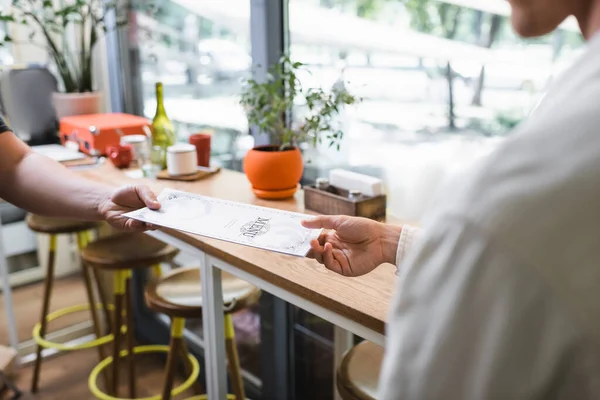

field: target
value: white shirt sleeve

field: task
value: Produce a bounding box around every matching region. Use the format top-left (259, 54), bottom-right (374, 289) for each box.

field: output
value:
top-left (379, 215), bottom-right (600, 399)
top-left (395, 225), bottom-right (422, 275)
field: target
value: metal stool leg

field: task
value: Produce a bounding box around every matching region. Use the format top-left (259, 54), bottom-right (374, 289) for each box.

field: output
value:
top-left (110, 270), bottom-right (127, 397)
top-left (125, 272), bottom-right (136, 399)
top-left (30, 234), bottom-right (57, 393)
top-left (224, 313), bottom-right (245, 400)
top-left (77, 232), bottom-right (110, 391)
top-left (85, 231), bottom-right (113, 334)
top-left (162, 317), bottom-right (186, 400)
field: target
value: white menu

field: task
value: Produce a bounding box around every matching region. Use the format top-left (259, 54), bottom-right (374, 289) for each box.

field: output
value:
top-left (123, 188), bottom-right (321, 257)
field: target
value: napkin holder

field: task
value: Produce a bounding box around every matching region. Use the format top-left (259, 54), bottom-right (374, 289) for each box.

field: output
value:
top-left (303, 184), bottom-right (386, 221)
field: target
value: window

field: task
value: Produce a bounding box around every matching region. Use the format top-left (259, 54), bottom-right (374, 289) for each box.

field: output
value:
top-left (133, 0), bottom-right (252, 168)
top-left (289, 0), bottom-right (584, 221)
top-left (129, 0), bottom-right (261, 387)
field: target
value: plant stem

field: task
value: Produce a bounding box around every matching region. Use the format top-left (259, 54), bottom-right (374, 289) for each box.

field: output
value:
top-left (16, 7), bottom-right (78, 91)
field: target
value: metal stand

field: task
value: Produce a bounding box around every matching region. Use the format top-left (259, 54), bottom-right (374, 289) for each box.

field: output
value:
top-left (0, 215), bottom-right (19, 352)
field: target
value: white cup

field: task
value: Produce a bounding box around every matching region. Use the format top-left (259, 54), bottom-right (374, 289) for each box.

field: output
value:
top-left (167, 143), bottom-right (197, 176)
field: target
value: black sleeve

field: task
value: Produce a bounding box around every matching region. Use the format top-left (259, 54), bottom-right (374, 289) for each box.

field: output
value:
top-left (0, 116), bottom-right (10, 134)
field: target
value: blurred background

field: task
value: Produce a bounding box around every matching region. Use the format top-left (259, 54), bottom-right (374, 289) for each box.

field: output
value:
top-left (129, 0), bottom-right (583, 221)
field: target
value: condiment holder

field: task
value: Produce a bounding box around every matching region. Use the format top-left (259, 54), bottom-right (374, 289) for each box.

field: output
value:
top-left (304, 177), bottom-right (387, 221)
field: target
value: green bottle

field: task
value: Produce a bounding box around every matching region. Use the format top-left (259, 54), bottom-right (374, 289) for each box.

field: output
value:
top-left (151, 82), bottom-right (175, 167)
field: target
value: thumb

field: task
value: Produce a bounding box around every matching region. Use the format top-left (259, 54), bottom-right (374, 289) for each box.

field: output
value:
top-left (136, 186), bottom-right (161, 210)
top-left (301, 215), bottom-right (343, 230)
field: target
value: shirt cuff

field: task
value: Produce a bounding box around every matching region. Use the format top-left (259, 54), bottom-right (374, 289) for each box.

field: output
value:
top-left (395, 225), bottom-right (421, 275)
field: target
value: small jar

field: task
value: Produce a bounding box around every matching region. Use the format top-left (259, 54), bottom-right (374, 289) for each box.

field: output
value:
top-left (316, 177), bottom-right (329, 190)
top-left (166, 143), bottom-right (197, 176)
top-left (348, 189), bottom-right (362, 200)
top-left (121, 134), bottom-right (149, 166)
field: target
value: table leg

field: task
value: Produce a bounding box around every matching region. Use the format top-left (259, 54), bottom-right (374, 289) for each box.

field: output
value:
top-left (200, 253), bottom-right (227, 400)
top-left (0, 220), bottom-right (19, 353)
top-left (333, 326), bottom-right (354, 400)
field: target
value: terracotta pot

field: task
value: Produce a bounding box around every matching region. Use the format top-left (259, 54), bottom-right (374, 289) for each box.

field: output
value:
top-left (52, 92), bottom-right (103, 119)
top-left (243, 145), bottom-right (304, 199)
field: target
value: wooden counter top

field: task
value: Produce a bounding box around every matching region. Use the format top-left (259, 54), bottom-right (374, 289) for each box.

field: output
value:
top-left (80, 164), bottom-right (400, 335)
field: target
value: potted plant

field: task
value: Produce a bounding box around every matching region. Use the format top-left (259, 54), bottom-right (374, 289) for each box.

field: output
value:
top-left (240, 55), bottom-right (358, 199)
top-left (0, 0), bottom-right (129, 118)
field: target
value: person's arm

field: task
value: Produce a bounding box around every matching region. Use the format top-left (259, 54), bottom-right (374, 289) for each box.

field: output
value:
top-left (378, 215), bottom-right (594, 399)
top-left (0, 130), bottom-right (159, 231)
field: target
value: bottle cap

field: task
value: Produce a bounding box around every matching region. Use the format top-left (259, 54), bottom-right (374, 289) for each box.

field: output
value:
top-left (316, 177), bottom-right (329, 187)
top-left (348, 189), bottom-right (362, 198)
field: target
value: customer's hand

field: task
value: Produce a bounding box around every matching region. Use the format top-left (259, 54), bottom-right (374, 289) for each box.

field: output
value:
top-left (98, 185), bottom-right (160, 232)
top-left (301, 215), bottom-right (401, 277)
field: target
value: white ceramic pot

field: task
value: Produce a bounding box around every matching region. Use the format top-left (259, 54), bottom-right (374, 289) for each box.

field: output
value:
top-left (52, 92), bottom-right (103, 119)
top-left (167, 143), bottom-right (197, 176)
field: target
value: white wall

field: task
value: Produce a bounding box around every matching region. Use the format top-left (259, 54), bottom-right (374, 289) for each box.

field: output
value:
top-left (6, 1), bottom-right (112, 110)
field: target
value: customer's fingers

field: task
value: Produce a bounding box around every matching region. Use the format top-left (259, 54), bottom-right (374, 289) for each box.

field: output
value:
top-left (309, 239), bottom-right (325, 264)
top-left (136, 185), bottom-right (161, 210)
top-left (301, 215), bottom-right (344, 230)
top-left (323, 243), bottom-right (342, 274)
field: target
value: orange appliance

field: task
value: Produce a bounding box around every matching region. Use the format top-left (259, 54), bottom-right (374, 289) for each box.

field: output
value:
top-left (59, 113), bottom-right (151, 156)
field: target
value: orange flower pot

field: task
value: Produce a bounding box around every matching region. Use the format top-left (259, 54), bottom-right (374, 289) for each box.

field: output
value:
top-left (243, 145), bottom-right (304, 199)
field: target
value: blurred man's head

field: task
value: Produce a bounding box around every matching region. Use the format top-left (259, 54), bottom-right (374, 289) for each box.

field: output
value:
top-left (508, 0), bottom-right (589, 38)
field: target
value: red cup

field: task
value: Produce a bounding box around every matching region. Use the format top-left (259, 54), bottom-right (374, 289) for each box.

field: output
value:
top-left (106, 144), bottom-right (133, 169)
top-left (189, 133), bottom-right (211, 167)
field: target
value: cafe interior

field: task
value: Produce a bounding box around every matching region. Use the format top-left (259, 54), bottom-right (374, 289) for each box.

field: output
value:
top-left (0, 0), bottom-right (584, 399)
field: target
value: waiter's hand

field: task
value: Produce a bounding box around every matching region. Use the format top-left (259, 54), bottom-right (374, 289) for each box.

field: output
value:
top-left (98, 185), bottom-right (160, 232)
top-left (301, 215), bottom-right (401, 277)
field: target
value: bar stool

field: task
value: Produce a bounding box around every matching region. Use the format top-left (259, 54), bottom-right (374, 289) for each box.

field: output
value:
top-left (89, 266), bottom-right (261, 400)
top-left (82, 232), bottom-right (179, 399)
top-left (336, 341), bottom-right (384, 400)
top-left (26, 214), bottom-right (106, 394)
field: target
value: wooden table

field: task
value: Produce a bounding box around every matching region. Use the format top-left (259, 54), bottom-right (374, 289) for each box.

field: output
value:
top-left (81, 164), bottom-right (400, 400)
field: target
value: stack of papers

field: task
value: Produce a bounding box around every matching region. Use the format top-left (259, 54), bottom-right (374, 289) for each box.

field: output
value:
top-left (124, 189), bottom-right (321, 257)
top-left (32, 144), bottom-right (86, 162)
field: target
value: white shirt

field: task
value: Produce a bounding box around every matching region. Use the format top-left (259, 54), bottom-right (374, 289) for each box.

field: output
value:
top-left (380, 35), bottom-right (600, 399)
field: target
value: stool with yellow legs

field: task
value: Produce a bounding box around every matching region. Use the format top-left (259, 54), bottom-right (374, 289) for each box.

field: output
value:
top-left (82, 232), bottom-right (178, 398)
top-left (26, 214), bottom-right (110, 393)
top-left (336, 341), bottom-right (384, 400)
top-left (144, 267), bottom-right (262, 400)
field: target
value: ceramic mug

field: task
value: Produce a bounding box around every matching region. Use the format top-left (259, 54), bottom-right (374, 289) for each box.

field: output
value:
top-left (166, 143), bottom-right (197, 176)
top-left (106, 144), bottom-right (133, 169)
top-left (189, 133), bottom-right (211, 167)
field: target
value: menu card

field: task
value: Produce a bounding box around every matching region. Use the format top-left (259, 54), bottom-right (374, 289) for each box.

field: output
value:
top-left (123, 188), bottom-right (321, 257)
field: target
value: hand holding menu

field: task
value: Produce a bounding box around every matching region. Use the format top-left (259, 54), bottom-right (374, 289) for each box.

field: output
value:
top-left (123, 189), bottom-right (321, 257)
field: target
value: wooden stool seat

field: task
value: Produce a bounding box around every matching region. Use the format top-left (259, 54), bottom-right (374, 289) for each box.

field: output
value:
top-left (145, 267), bottom-right (261, 319)
top-left (26, 214), bottom-right (98, 234)
top-left (337, 341), bottom-right (384, 400)
top-left (81, 233), bottom-right (178, 270)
